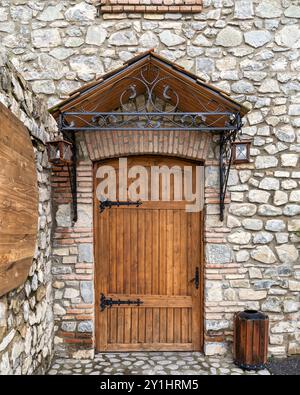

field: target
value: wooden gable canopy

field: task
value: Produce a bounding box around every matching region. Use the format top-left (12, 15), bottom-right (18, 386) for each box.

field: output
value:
top-left (49, 50), bottom-right (249, 132)
top-left (49, 50), bottom-right (250, 222)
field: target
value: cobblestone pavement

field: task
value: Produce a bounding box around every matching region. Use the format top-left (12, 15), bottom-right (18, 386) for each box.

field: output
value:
top-left (47, 352), bottom-right (271, 375)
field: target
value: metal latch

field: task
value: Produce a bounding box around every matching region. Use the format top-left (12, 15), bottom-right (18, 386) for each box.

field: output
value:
top-left (194, 267), bottom-right (200, 289)
top-left (99, 200), bottom-right (142, 213)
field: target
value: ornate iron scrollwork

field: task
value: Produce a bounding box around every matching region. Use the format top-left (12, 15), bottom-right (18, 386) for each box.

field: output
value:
top-left (60, 64), bottom-right (241, 132)
top-left (58, 64), bottom-right (244, 222)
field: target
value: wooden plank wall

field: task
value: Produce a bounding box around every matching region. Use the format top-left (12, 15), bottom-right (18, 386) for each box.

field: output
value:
top-left (0, 103), bottom-right (38, 297)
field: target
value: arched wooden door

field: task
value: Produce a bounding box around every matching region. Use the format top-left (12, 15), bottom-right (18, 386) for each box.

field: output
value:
top-left (94, 156), bottom-right (204, 352)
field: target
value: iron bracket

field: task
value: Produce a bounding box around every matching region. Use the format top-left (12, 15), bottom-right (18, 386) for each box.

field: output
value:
top-left (59, 114), bottom-right (77, 224)
top-left (219, 114), bottom-right (243, 221)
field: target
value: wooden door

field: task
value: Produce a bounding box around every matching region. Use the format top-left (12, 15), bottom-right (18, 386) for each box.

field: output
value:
top-left (94, 156), bottom-right (204, 352)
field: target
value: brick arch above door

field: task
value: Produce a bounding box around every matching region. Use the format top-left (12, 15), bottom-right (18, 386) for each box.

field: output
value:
top-left (83, 130), bottom-right (214, 162)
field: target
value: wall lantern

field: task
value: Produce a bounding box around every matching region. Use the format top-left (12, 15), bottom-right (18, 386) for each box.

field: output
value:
top-left (46, 138), bottom-right (77, 223)
top-left (232, 141), bottom-right (251, 164)
top-left (46, 139), bottom-right (73, 164)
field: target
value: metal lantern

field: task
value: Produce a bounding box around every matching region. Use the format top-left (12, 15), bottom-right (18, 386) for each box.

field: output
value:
top-left (232, 141), bottom-right (251, 164)
top-left (46, 139), bottom-right (73, 164)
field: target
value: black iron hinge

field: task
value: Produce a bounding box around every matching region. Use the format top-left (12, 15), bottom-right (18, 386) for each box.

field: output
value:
top-left (100, 293), bottom-right (143, 312)
top-left (99, 200), bottom-right (142, 213)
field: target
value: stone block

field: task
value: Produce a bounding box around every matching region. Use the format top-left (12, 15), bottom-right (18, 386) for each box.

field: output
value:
top-left (283, 300), bottom-right (299, 313)
top-left (266, 220), bottom-right (286, 232)
top-left (289, 281), bottom-right (300, 292)
top-left (251, 246), bottom-right (276, 264)
top-left (206, 281), bottom-right (223, 302)
top-left (206, 320), bottom-right (229, 331)
top-left (78, 244), bottom-right (93, 263)
top-left (239, 289), bottom-right (267, 300)
top-left (206, 244), bottom-right (232, 264)
top-left (56, 204), bottom-right (72, 228)
top-left (271, 322), bottom-right (295, 334)
top-left (65, 2), bottom-right (96, 22)
top-left (80, 281), bottom-right (94, 304)
top-left (78, 321), bottom-right (93, 333)
top-left (262, 297), bottom-right (282, 313)
top-left (249, 190), bottom-right (270, 203)
top-left (276, 245), bottom-right (299, 264)
top-left (216, 27), bottom-right (243, 47)
top-left (204, 342), bottom-right (227, 356)
top-left (229, 203), bottom-right (257, 217)
top-left (64, 288), bottom-right (80, 299)
top-left (228, 231), bottom-right (252, 245)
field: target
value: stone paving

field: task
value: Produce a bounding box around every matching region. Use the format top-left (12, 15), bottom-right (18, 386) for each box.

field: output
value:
top-left (47, 352), bottom-right (271, 375)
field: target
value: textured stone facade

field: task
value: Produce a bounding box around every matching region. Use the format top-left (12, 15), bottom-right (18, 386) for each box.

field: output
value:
top-left (0, 47), bottom-right (58, 374)
top-left (0, 0), bottom-right (299, 358)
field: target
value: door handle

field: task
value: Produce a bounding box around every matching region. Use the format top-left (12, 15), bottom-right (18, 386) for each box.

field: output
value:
top-left (194, 267), bottom-right (200, 289)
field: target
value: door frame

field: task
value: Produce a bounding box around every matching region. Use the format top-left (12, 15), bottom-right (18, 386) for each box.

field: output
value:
top-left (93, 155), bottom-right (205, 352)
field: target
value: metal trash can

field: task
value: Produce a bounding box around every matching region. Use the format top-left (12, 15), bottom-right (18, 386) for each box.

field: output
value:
top-left (234, 310), bottom-right (269, 371)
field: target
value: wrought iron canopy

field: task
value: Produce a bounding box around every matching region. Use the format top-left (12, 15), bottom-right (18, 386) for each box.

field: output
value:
top-left (50, 51), bottom-right (248, 223)
top-left (58, 63), bottom-right (242, 133)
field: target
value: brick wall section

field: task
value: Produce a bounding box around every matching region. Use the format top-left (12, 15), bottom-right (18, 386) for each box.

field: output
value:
top-left (51, 160), bottom-right (94, 358)
top-left (84, 130), bottom-right (212, 161)
top-left (97, 0), bottom-right (203, 13)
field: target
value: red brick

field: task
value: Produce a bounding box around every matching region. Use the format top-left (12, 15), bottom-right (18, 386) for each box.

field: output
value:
top-left (96, 0), bottom-right (203, 13)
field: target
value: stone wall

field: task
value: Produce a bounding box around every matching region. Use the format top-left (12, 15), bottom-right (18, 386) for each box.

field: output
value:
top-left (0, 47), bottom-right (58, 374)
top-left (0, 0), bottom-right (299, 357)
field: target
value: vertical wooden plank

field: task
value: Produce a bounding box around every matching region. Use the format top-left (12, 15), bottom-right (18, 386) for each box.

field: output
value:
top-left (124, 308), bottom-right (132, 344)
top-left (166, 210), bottom-right (174, 343)
top-left (117, 307), bottom-right (125, 344)
top-left (159, 308), bottom-right (167, 343)
top-left (138, 210), bottom-right (145, 295)
top-left (174, 210), bottom-right (181, 343)
top-left (116, 209), bottom-right (124, 294)
top-left (138, 307), bottom-right (146, 344)
top-left (124, 210), bottom-right (131, 294)
top-left (131, 308), bottom-right (138, 344)
top-left (145, 210), bottom-right (152, 295)
top-left (167, 308), bottom-right (174, 344)
top-left (190, 212), bottom-right (201, 351)
top-left (152, 209), bottom-right (159, 295)
top-left (181, 211), bottom-right (188, 343)
top-left (137, 210), bottom-right (146, 344)
top-left (152, 209), bottom-right (160, 343)
top-left (146, 308), bottom-right (153, 343)
top-left (131, 209), bottom-right (138, 294)
top-left (130, 209), bottom-right (138, 344)
top-left (116, 209), bottom-right (124, 345)
top-left (188, 308), bottom-right (192, 343)
top-left (98, 209), bottom-right (110, 351)
top-left (159, 210), bottom-right (166, 295)
top-left (110, 209), bottom-right (117, 293)
top-left (166, 210), bottom-right (174, 296)
top-left (110, 308), bottom-right (117, 345)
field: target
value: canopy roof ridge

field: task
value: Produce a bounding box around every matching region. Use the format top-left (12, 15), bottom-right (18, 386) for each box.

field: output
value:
top-left (49, 50), bottom-right (250, 118)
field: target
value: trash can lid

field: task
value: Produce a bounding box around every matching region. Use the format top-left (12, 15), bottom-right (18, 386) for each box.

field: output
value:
top-left (239, 310), bottom-right (268, 320)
